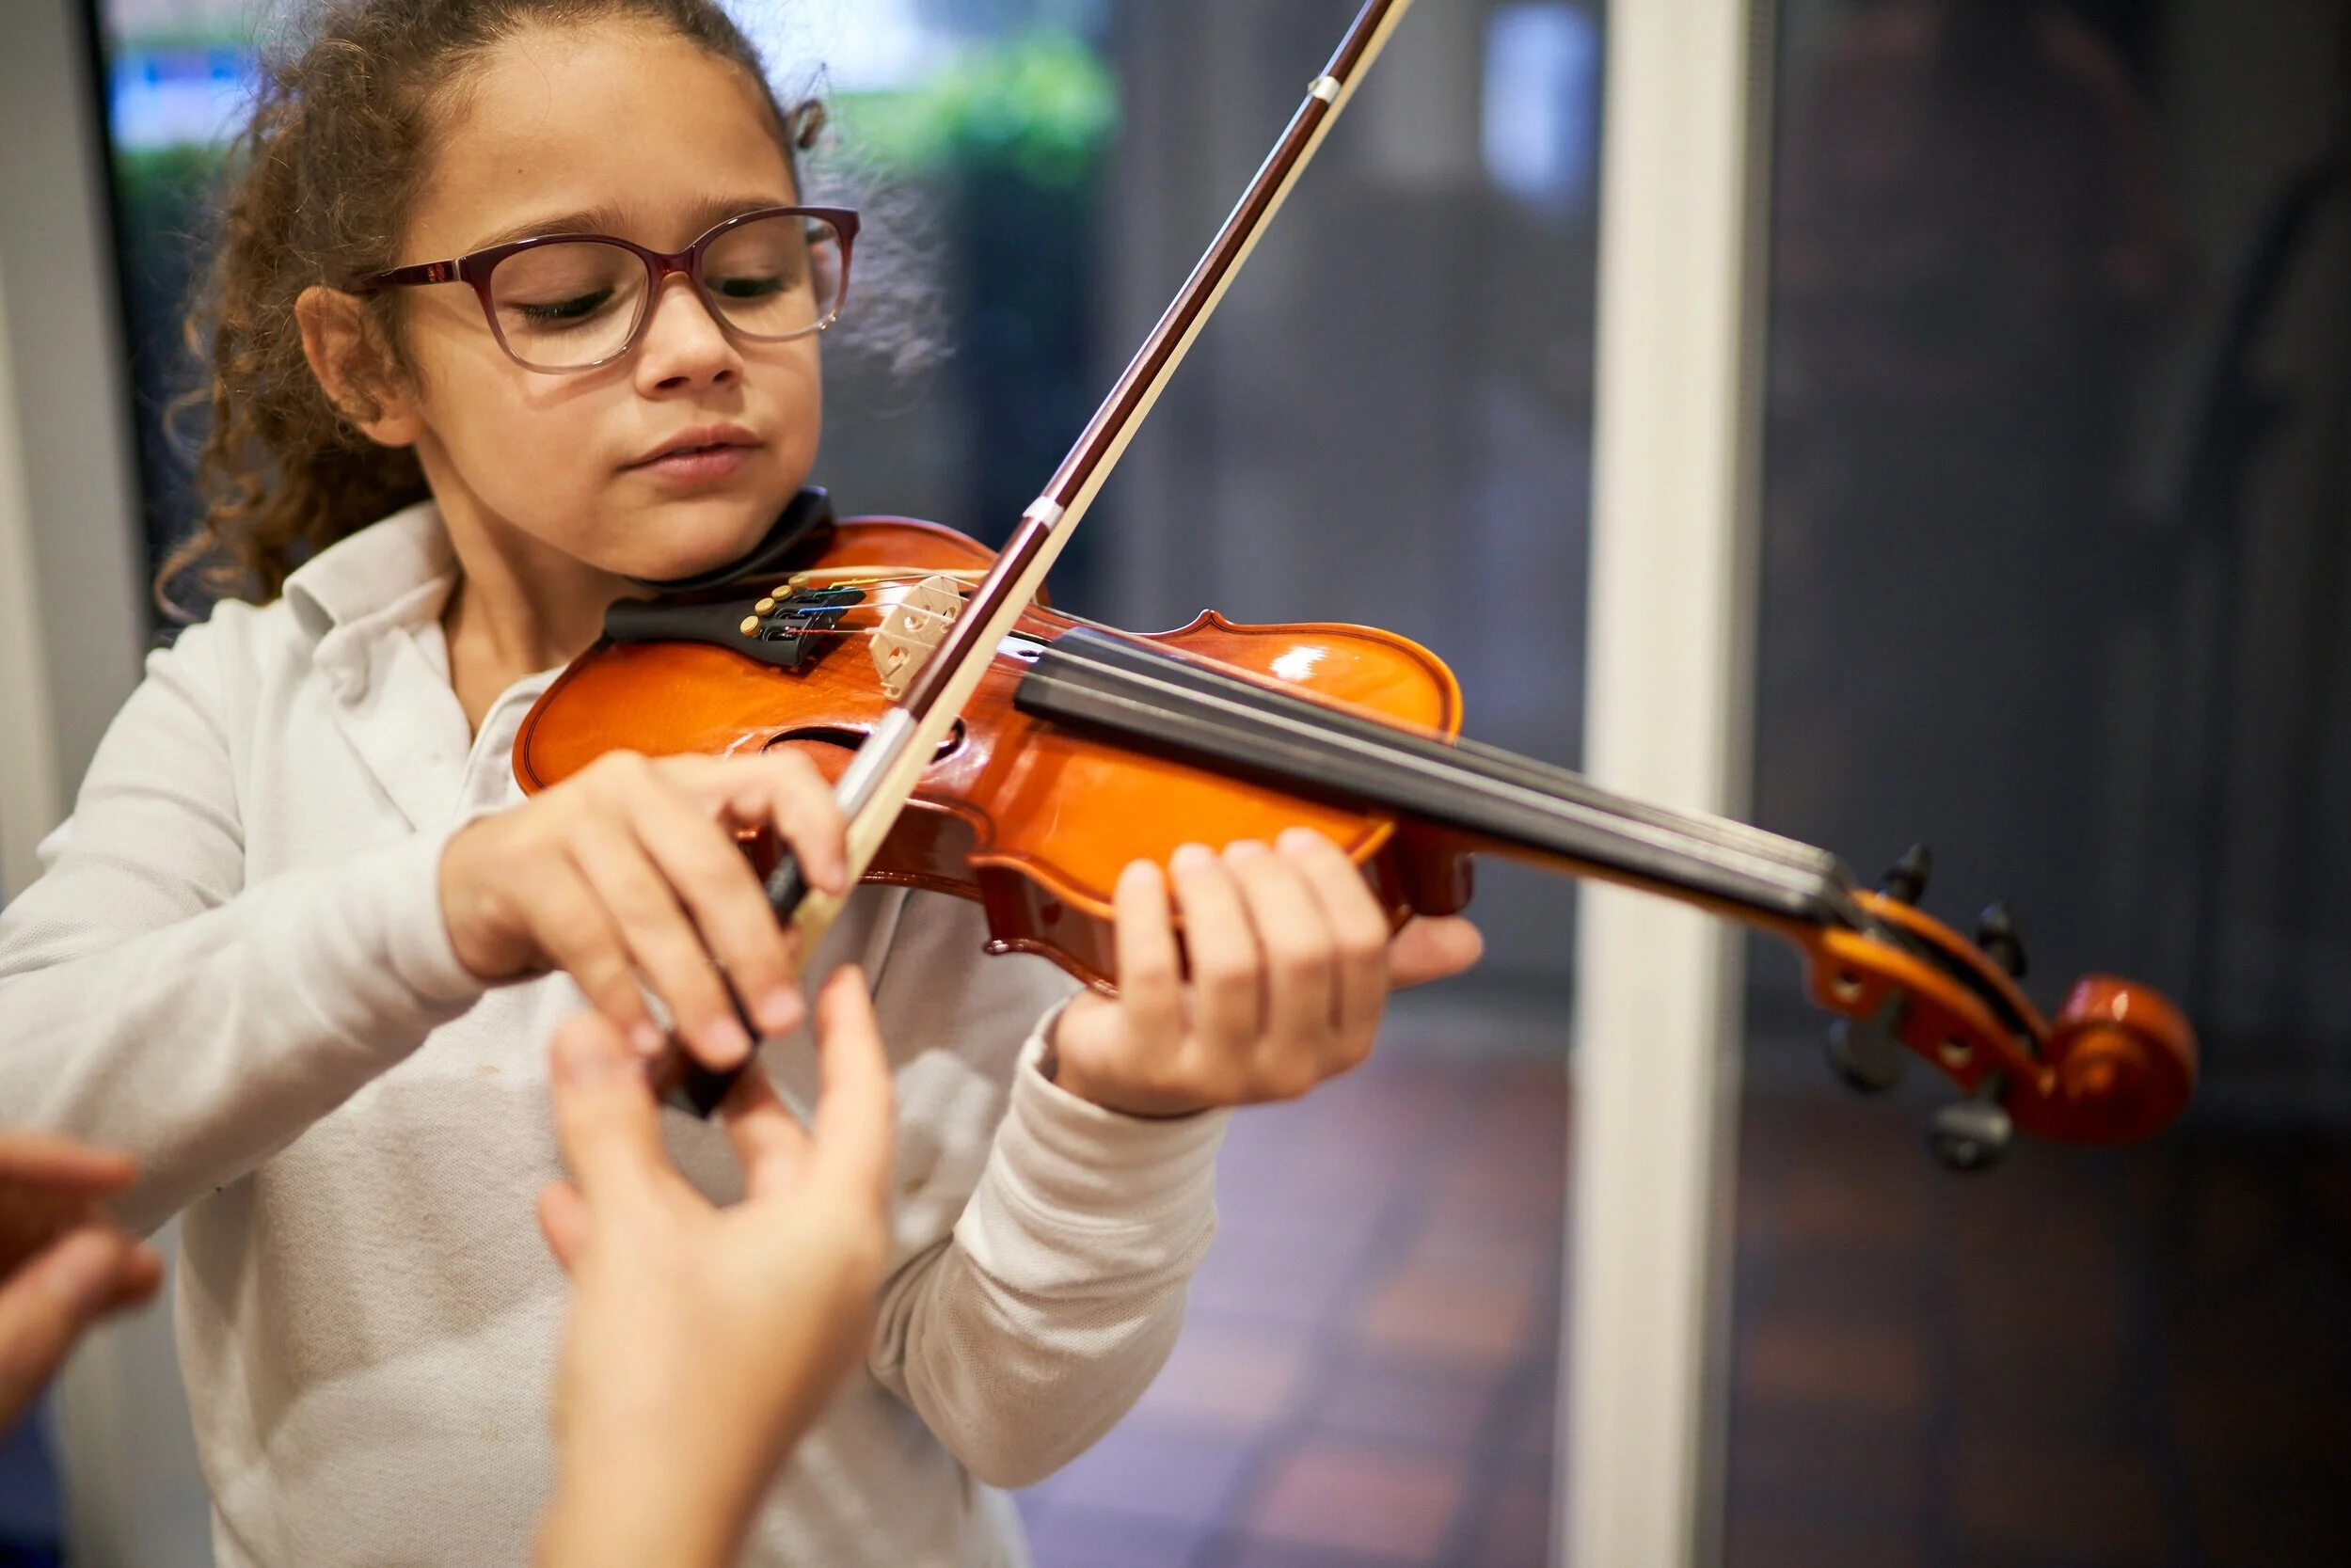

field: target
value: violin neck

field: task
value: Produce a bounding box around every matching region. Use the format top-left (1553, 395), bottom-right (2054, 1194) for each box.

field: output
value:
top-left (1013, 628), bottom-right (1867, 932)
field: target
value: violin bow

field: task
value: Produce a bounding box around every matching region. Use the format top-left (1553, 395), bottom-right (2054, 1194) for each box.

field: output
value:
top-left (654, 0), bottom-right (1419, 1112)
top-left (643, 0), bottom-right (1421, 1116)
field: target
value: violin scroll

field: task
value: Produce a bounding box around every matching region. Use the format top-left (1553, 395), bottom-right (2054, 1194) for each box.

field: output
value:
top-left (2043, 976), bottom-right (2197, 1146)
top-left (1802, 889), bottom-right (2197, 1165)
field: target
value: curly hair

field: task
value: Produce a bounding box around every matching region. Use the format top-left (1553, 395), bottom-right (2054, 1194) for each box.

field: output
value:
top-left (162, 0), bottom-right (925, 610)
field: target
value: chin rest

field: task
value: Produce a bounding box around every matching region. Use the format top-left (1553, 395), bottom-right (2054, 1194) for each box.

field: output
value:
top-left (628, 487), bottom-right (838, 600)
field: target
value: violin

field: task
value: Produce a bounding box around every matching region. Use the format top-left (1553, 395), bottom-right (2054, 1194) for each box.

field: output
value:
top-left (512, 0), bottom-right (2196, 1167)
top-left (515, 496), bottom-right (2195, 1168)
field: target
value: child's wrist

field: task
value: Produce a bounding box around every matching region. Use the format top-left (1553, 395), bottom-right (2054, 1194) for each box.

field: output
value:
top-left (1037, 1012), bottom-right (1208, 1120)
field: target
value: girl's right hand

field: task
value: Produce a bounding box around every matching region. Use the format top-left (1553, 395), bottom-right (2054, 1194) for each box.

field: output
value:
top-left (439, 751), bottom-right (848, 1069)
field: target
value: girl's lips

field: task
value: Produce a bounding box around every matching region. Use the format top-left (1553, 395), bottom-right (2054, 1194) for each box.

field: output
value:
top-left (627, 440), bottom-right (757, 485)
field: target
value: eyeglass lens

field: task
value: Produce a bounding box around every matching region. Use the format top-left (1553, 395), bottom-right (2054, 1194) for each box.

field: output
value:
top-left (486, 214), bottom-right (846, 370)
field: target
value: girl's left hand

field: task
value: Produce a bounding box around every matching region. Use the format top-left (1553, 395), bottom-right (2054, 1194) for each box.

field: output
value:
top-left (1046, 829), bottom-right (1484, 1118)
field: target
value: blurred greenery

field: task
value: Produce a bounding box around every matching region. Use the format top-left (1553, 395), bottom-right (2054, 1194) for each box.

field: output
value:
top-left (835, 30), bottom-right (1118, 187)
top-left (101, 0), bottom-right (275, 50)
top-left (103, 28), bottom-right (1122, 186)
top-left (115, 142), bottom-right (227, 221)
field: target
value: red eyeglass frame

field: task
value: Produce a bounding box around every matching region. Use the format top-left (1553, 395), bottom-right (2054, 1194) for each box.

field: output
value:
top-left (344, 205), bottom-right (861, 372)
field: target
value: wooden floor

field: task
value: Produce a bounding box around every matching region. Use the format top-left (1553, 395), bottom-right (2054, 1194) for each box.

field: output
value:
top-left (1023, 1027), bottom-right (2351, 1568)
top-left (1017, 1047), bottom-right (1566, 1568)
top-left (1727, 1069), bottom-right (2351, 1568)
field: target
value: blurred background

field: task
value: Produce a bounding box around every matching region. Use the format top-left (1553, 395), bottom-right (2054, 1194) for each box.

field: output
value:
top-left (0, 0), bottom-right (2346, 1563)
top-left (1732, 3), bottom-right (2351, 1564)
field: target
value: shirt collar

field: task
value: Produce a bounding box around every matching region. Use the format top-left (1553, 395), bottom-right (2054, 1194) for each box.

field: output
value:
top-left (280, 501), bottom-right (563, 829)
top-left (284, 500), bottom-right (459, 677)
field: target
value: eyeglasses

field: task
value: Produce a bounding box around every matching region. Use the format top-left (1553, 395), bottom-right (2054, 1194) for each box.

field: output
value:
top-left (347, 206), bottom-right (858, 373)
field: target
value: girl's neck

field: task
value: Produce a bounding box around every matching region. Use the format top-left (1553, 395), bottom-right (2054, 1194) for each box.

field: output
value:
top-left (439, 512), bottom-right (630, 734)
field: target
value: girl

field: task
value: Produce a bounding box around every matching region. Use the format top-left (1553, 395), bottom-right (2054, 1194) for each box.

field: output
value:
top-left (0, 2), bottom-right (1480, 1564)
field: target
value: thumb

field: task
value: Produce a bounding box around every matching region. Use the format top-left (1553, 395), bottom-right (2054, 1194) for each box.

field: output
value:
top-left (0, 1227), bottom-right (158, 1430)
top-left (1388, 915), bottom-right (1485, 990)
top-left (536, 1181), bottom-right (590, 1275)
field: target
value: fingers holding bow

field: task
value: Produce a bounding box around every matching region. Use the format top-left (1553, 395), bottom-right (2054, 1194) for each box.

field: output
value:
top-left (441, 749), bottom-right (850, 1077)
top-left (537, 967), bottom-right (898, 1278)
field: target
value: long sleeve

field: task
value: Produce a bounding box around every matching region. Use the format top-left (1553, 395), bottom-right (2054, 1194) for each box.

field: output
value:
top-left (859, 894), bottom-right (1229, 1489)
top-left (0, 618), bottom-right (485, 1232)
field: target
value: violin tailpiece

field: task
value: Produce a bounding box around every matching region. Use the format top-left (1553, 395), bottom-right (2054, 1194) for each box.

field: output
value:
top-left (602, 587), bottom-right (864, 673)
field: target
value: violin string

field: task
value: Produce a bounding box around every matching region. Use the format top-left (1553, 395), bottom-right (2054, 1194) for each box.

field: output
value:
top-left (769, 610), bottom-right (1484, 750)
top-left (760, 590), bottom-right (1737, 852)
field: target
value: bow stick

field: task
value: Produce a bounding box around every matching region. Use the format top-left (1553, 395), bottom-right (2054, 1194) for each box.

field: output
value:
top-left (656, 0), bottom-right (1422, 1114)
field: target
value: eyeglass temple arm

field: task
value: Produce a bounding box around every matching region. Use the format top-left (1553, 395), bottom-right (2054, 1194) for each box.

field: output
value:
top-left (345, 258), bottom-right (461, 293)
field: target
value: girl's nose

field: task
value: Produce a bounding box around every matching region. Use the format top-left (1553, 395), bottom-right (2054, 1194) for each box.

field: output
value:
top-left (632, 272), bottom-right (742, 391)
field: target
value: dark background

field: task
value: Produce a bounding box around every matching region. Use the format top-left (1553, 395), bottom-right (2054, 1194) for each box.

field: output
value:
top-left (1735, 2), bottom-right (2351, 1563)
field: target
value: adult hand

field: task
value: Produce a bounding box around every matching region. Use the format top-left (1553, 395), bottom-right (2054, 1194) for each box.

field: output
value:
top-left (0, 1133), bottom-right (162, 1428)
top-left (533, 969), bottom-right (895, 1568)
top-left (1048, 828), bottom-right (1484, 1118)
top-left (440, 750), bottom-right (849, 1071)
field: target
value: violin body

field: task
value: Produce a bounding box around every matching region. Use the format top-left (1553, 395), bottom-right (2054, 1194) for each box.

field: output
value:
top-left (516, 517), bottom-right (1476, 986)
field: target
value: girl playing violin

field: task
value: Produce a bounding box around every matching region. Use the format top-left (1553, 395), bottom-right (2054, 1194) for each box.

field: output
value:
top-left (0, 1), bottom-right (1480, 1563)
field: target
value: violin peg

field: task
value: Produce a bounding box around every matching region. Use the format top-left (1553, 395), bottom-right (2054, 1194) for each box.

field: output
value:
top-left (1976, 901), bottom-right (2027, 978)
top-left (1927, 1077), bottom-right (2012, 1173)
top-left (1879, 843), bottom-right (1932, 904)
top-left (1824, 995), bottom-right (1908, 1095)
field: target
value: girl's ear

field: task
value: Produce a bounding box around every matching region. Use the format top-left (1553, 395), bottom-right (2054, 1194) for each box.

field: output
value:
top-left (295, 286), bottom-right (424, 448)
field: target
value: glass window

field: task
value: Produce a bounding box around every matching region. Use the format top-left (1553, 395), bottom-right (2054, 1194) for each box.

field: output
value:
top-left (1736, 2), bottom-right (2351, 1561)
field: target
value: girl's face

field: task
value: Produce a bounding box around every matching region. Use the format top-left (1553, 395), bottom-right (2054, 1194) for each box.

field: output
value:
top-left (362, 23), bottom-right (821, 582)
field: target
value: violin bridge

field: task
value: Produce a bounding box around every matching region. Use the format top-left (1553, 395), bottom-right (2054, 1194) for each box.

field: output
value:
top-left (870, 575), bottom-right (966, 700)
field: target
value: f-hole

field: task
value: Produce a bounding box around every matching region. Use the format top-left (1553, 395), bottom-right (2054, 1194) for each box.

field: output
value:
top-left (765, 721), bottom-right (967, 765)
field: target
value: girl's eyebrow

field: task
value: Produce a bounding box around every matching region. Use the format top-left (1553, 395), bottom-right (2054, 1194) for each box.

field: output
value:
top-left (466, 207), bottom-right (623, 250)
top-left (462, 195), bottom-right (798, 255)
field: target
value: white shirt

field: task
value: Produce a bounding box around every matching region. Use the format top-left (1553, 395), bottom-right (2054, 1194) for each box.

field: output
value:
top-left (0, 502), bottom-right (1228, 1567)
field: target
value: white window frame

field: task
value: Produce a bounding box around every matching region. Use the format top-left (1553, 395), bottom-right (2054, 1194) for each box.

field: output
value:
top-left (0, 0), bottom-right (145, 891)
top-left (1563, 0), bottom-right (1775, 1563)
